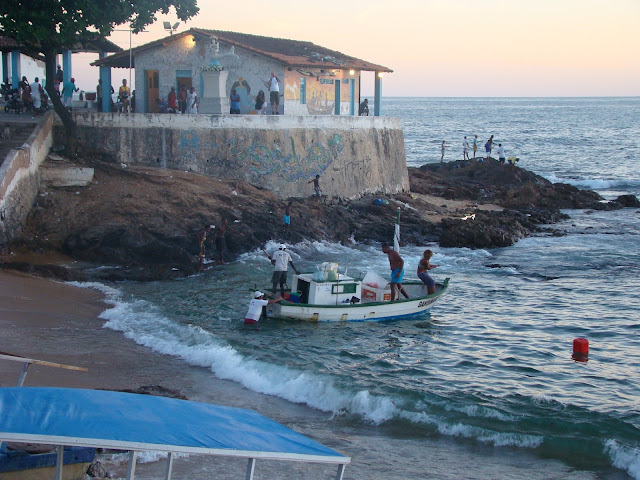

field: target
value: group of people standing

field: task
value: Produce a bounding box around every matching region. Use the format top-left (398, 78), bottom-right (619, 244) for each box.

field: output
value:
top-left (440, 134), bottom-right (507, 164)
top-left (11, 66), bottom-right (76, 115)
top-left (197, 218), bottom-right (230, 271)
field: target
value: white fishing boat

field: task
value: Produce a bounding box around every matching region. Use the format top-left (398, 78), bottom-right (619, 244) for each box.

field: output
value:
top-left (264, 208), bottom-right (449, 323)
top-left (265, 270), bottom-right (449, 323)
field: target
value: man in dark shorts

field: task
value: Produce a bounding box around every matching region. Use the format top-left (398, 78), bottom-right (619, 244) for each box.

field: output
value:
top-left (215, 218), bottom-right (229, 264)
top-left (267, 244), bottom-right (300, 297)
top-left (268, 72), bottom-right (280, 115)
top-left (197, 224), bottom-right (214, 271)
top-left (382, 243), bottom-right (409, 301)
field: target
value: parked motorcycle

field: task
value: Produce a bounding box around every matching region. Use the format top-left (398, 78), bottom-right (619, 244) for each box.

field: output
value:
top-left (4, 90), bottom-right (23, 113)
top-left (1, 83), bottom-right (14, 101)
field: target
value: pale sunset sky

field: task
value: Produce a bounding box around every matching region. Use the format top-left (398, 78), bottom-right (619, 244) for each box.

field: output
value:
top-left (71, 0), bottom-right (639, 97)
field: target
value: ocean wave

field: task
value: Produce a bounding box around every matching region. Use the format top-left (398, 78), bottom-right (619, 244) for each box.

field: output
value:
top-left (543, 173), bottom-right (638, 192)
top-left (89, 285), bottom-right (544, 447)
top-left (604, 440), bottom-right (640, 480)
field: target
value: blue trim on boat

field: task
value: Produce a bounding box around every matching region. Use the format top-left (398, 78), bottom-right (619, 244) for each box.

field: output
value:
top-left (0, 447), bottom-right (95, 473)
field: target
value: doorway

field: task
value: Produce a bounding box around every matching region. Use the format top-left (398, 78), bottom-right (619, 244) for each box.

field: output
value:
top-left (146, 70), bottom-right (159, 113)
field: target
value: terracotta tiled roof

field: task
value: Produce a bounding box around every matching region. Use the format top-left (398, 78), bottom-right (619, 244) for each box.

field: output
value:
top-left (93, 28), bottom-right (392, 72)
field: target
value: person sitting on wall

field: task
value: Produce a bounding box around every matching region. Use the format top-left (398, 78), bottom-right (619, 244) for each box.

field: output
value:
top-left (358, 98), bottom-right (369, 116)
top-left (255, 90), bottom-right (267, 115)
top-left (230, 88), bottom-right (241, 114)
top-left (156, 97), bottom-right (169, 113)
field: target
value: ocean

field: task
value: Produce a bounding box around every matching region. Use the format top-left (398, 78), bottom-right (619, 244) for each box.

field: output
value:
top-left (85, 98), bottom-right (640, 479)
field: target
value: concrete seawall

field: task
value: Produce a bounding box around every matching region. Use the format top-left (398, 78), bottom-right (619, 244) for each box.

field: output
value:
top-left (61, 113), bottom-right (409, 199)
top-left (0, 113), bottom-right (53, 246)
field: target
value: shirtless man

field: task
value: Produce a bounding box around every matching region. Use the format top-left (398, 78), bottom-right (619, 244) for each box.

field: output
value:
top-left (215, 219), bottom-right (229, 264)
top-left (197, 225), bottom-right (214, 271)
top-left (381, 243), bottom-right (409, 301)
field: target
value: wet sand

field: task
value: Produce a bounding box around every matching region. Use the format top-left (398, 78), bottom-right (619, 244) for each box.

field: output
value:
top-left (0, 270), bottom-right (202, 392)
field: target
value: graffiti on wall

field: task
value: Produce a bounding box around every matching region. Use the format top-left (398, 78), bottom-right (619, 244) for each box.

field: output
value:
top-left (178, 131), bottom-right (344, 181)
top-left (232, 134), bottom-right (343, 181)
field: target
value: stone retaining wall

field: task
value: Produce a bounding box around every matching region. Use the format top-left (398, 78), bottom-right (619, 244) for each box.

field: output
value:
top-left (0, 113), bottom-right (53, 246)
top-left (60, 113), bottom-right (409, 199)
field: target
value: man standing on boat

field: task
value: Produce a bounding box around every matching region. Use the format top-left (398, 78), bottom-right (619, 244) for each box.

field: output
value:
top-left (382, 243), bottom-right (409, 301)
top-left (267, 244), bottom-right (300, 297)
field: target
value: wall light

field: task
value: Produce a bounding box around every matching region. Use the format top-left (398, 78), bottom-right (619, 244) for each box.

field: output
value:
top-left (349, 69), bottom-right (355, 76)
top-left (377, 72), bottom-right (384, 78)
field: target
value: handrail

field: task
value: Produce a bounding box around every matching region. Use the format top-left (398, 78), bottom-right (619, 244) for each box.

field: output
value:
top-left (0, 352), bottom-right (87, 387)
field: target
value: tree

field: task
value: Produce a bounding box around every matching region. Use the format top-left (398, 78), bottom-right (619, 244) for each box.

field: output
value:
top-left (0, 0), bottom-right (199, 155)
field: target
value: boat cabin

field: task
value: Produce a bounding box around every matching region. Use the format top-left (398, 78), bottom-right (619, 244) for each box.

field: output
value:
top-left (291, 273), bottom-right (363, 305)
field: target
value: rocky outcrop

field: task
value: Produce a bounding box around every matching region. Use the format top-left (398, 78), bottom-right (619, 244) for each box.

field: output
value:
top-left (1, 157), bottom-right (637, 282)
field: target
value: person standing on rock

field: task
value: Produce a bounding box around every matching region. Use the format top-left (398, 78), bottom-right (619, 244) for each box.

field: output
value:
top-left (485, 135), bottom-right (494, 160)
top-left (283, 201), bottom-right (292, 235)
top-left (215, 219), bottom-right (229, 265)
top-left (197, 225), bottom-right (214, 271)
top-left (496, 143), bottom-right (506, 164)
top-left (382, 243), bottom-right (409, 301)
top-left (266, 244), bottom-right (300, 297)
top-left (463, 136), bottom-right (470, 160)
top-left (472, 134), bottom-right (478, 159)
top-left (308, 175), bottom-right (322, 197)
top-left (440, 141), bottom-right (448, 162)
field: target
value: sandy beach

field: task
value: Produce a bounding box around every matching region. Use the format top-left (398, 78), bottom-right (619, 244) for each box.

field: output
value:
top-left (0, 270), bottom-right (195, 392)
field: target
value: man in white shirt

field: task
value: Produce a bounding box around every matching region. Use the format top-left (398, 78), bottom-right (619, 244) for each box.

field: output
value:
top-left (244, 291), bottom-right (283, 325)
top-left (268, 72), bottom-right (280, 115)
top-left (496, 143), bottom-right (506, 163)
top-left (463, 136), bottom-right (470, 160)
top-left (268, 244), bottom-right (300, 296)
top-left (30, 77), bottom-right (42, 110)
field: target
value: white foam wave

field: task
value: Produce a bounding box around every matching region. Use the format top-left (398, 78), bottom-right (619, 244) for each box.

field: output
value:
top-left (446, 403), bottom-right (517, 422)
top-left (544, 173), bottom-right (627, 191)
top-left (74, 278), bottom-right (544, 452)
top-left (398, 410), bottom-right (542, 448)
top-left (604, 440), bottom-right (640, 480)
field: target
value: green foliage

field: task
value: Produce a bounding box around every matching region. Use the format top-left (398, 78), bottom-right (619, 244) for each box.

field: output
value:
top-left (0, 0), bottom-right (199, 50)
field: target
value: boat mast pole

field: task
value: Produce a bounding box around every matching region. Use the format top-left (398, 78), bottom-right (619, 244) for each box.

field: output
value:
top-left (393, 207), bottom-right (401, 253)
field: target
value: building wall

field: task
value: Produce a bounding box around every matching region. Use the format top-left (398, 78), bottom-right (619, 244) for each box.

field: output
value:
top-left (61, 113), bottom-right (409, 200)
top-left (134, 34), bottom-right (284, 114)
top-left (0, 113), bottom-right (53, 246)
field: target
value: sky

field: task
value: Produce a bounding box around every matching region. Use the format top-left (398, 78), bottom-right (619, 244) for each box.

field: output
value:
top-left (69, 0), bottom-right (639, 97)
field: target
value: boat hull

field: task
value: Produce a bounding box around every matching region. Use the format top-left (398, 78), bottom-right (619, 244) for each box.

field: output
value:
top-left (266, 279), bottom-right (449, 323)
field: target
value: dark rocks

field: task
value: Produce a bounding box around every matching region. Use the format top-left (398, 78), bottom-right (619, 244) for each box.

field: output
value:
top-left (3, 157), bottom-right (636, 282)
top-left (612, 194), bottom-right (640, 208)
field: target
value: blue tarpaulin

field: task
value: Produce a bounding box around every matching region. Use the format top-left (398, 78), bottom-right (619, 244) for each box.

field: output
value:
top-left (0, 387), bottom-right (349, 464)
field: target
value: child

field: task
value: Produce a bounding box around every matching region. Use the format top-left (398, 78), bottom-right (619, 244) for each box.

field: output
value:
top-left (417, 249), bottom-right (439, 295)
top-left (283, 200), bottom-right (292, 233)
top-left (308, 175), bottom-right (322, 197)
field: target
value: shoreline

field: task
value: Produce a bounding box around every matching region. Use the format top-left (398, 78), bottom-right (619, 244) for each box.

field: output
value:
top-left (0, 270), bottom-right (626, 479)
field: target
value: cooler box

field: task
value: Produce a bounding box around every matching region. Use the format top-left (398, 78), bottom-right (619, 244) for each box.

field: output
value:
top-left (289, 292), bottom-right (301, 303)
top-left (362, 286), bottom-right (391, 302)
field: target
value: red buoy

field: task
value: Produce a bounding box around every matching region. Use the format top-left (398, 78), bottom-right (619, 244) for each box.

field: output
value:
top-left (573, 338), bottom-right (589, 355)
